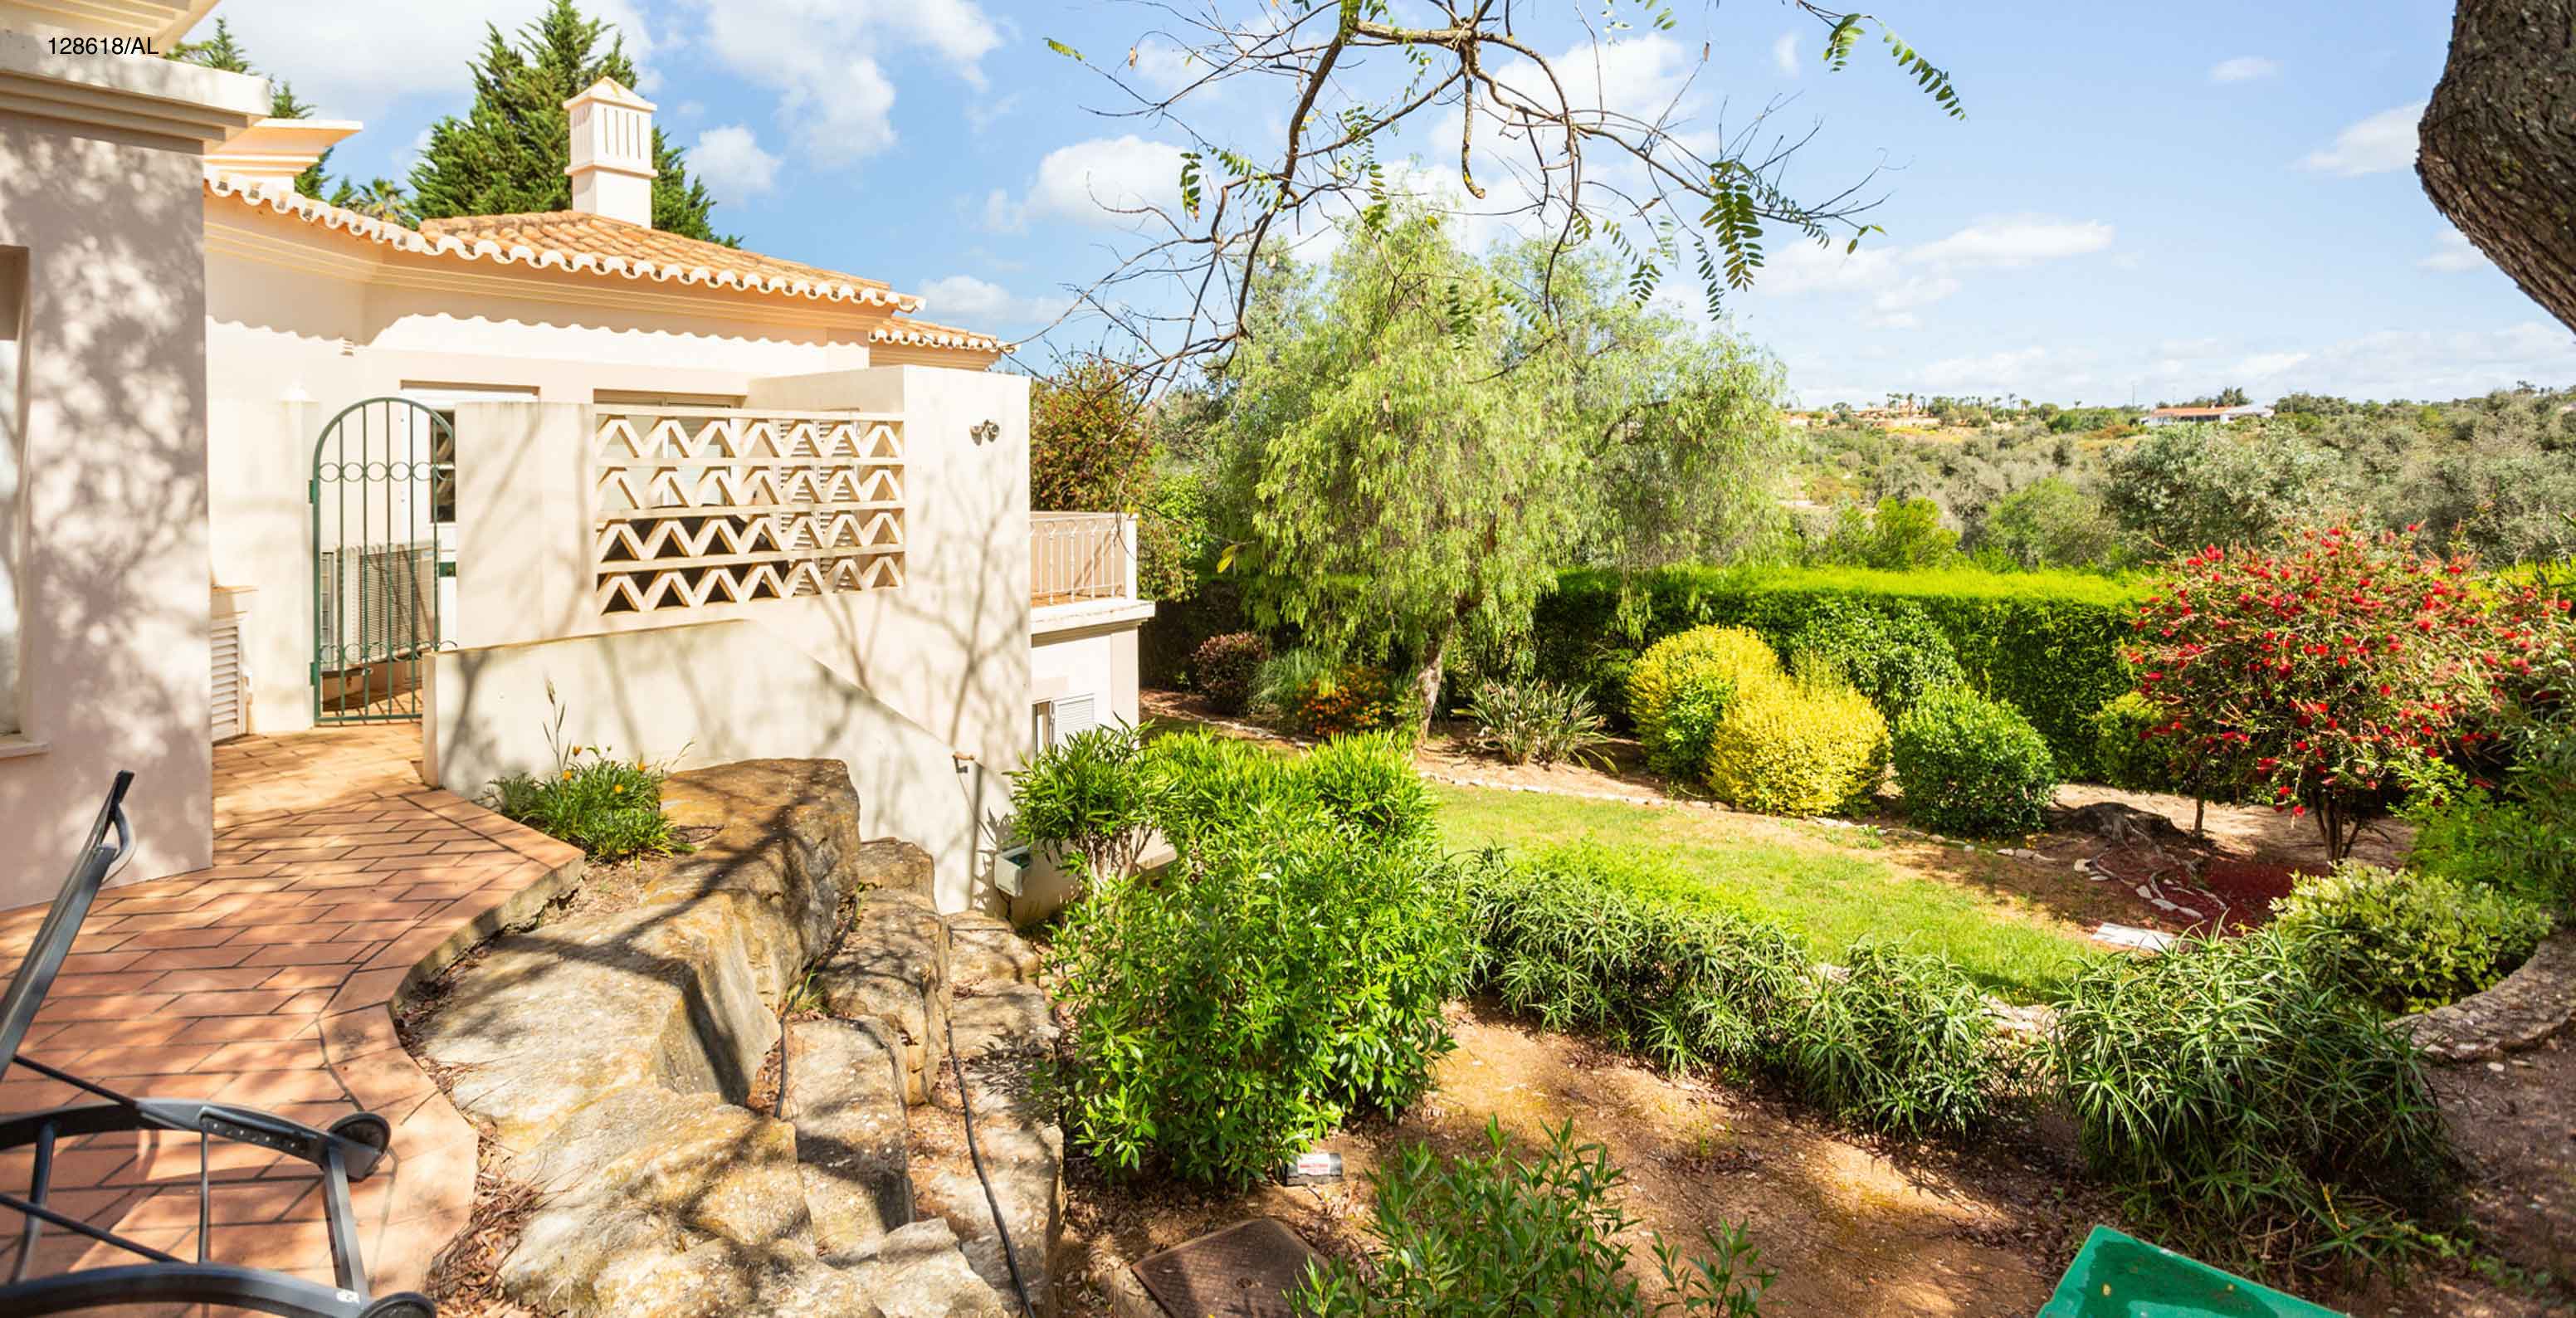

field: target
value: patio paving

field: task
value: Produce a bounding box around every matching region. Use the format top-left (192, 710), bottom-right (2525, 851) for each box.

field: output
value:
top-left (0, 723), bottom-right (582, 1306)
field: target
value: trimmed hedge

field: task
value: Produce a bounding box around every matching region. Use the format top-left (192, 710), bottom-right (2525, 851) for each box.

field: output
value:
top-left (1535, 564), bottom-right (2139, 778)
top-left (1891, 687), bottom-right (2059, 837)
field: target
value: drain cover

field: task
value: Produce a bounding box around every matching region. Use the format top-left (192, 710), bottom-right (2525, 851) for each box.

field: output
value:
top-left (1131, 1218), bottom-right (1322, 1317)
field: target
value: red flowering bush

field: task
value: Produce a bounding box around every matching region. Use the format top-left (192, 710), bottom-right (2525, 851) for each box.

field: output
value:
top-left (2130, 524), bottom-right (2533, 860)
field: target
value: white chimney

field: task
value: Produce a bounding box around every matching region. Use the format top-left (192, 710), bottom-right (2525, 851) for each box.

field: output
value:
top-left (564, 76), bottom-right (657, 227)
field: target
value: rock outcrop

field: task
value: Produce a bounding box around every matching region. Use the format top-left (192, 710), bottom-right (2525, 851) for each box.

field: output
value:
top-left (407, 759), bottom-right (1035, 1317)
top-left (2397, 929), bottom-right (2576, 1063)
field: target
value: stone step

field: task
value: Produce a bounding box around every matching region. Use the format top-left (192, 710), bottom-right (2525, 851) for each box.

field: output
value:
top-left (944, 911), bottom-right (1042, 990)
top-left (818, 888), bottom-right (952, 1104)
top-left (909, 984), bottom-right (1063, 1316)
top-left (784, 1017), bottom-right (915, 1265)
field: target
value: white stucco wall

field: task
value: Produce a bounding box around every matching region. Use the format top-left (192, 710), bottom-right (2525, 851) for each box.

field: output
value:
top-left (201, 203), bottom-right (954, 734)
top-left (0, 116), bottom-right (218, 905)
top-left (426, 622), bottom-right (1001, 914)
top-left (421, 369), bottom-right (1032, 907)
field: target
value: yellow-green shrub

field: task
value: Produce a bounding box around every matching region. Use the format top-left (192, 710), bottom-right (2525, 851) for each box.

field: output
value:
top-left (1704, 677), bottom-right (1888, 816)
top-left (1627, 626), bottom-right (1780, 774)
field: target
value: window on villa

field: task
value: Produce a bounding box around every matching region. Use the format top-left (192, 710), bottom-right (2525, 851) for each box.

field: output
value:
top-left (0, 247), bottom-right (26, 737)
top-left (1032, 693), bottom-right (1098, 753)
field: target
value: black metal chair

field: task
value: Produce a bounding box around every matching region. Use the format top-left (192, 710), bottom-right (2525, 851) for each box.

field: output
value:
top-left (0, 773), bottom-right (434, 1316)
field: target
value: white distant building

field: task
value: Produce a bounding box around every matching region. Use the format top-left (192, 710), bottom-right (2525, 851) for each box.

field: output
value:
top-left (2142, 403), bottom-right (2274, 427)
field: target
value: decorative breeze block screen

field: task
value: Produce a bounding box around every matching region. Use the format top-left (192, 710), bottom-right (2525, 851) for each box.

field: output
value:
top-left (593, 409), bottom-right (905, 614)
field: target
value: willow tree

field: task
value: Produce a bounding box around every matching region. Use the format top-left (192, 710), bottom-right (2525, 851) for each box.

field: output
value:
top-left (1222, 210), bottom-right (1579, 718)
top-left (1220, 211), bottom-right (1790, 719)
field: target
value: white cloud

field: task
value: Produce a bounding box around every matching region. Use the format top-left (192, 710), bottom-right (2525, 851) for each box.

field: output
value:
top-left (1917, 346), bottom-right (2051, 391)
top-left (1907, 216), bottom-right (2115, 267)
top-left (988, 134), bottom-right (1188, 232)
top-left (182, 0), bottom-right (663, 119)
top-left (916, 275), bottom-right (1066, 330)
top-left (2208, 56), bottom-right (2278, 84)
top-left (689, 124), bottom-right (781, 201)
top-left (1753, 216), bottom-right (2112, 326)
top-left (2297, 103), bottom-right (2425, 176)
top-left (1130, 40), bottom-right (1202, 91)
top-left (685, 0), bottom-right (1003, 164)
top-left (1771, 32), bottom-right (1800, 77)
top-left (2421, 230), bottom-right (2491, 273)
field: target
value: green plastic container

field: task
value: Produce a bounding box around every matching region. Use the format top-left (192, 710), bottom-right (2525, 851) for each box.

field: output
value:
top-left (2037, 1227), bottom-right (2345, 1317)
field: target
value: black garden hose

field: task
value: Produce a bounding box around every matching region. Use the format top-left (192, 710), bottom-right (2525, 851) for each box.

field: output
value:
top-left (943, 993), bottom-right (1035, 1317)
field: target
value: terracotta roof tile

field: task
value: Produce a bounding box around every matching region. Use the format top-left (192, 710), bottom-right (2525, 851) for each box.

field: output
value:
top-left (202, 175), bottom-right (1012, 354)
top-left (417, 209), bottom-right (890, 292)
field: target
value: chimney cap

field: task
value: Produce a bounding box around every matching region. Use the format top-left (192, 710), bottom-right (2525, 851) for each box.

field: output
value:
top-left (564, 76), bottom-right (656, 114)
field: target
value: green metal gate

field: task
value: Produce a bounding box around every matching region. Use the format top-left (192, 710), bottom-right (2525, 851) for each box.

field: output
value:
top-left (310, 398), bottom-right (454, 725)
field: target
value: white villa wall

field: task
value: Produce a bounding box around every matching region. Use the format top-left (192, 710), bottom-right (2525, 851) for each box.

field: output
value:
top-left (426, 622), bottom-right (996, 913)
top-left (0, 119), bottom-right (220, 904)
top-left (203, 209), bottom-right (915, 733)
top-left (1032, 622), bottom-right (1144, 729)
top-left (421, 368), bottom-right (1032, 910)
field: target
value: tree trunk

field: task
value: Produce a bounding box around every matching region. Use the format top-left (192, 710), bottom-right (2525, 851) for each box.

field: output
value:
top-left (1412, 630), bottom-right (1448, 740)
top-left (2419, 1), bottom-right (2576, 332)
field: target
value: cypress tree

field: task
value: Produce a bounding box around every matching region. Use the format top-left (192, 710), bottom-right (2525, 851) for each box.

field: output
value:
top-left (408, 0), bottom-right (731, 243)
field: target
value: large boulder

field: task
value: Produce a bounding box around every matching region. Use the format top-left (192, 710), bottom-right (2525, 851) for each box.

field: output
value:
top-left (500, 1087), bottom-right (812, 1315)
top-left (409, 898), bottom-right (779, 1150)
top-left (818, 889), bottom-right (950, 1103)
top-left (785, 1017), bottom-right (915, 1263)
top-left (650, 759), bottom-right (869, 1003)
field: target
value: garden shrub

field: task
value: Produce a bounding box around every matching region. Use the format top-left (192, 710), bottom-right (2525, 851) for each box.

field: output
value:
top-left (1784, 598), bottom-right (1966, 716)
top-left (2047, 930), bottom-right (2454, 1280)
top-left (1462, 847), bottom-right (1997, 1136)
top-left (1650, 671), bottom-right (1735, 785)
top-left (2271, 862), bottom-right (2553, 1015)
top-left (2089, 691), bottom-right (2188, 794)
top-left (1188, 631), bottom-right (1270, 714)
top-left (1294, 1119), bottom-right (1773, 1317)
top-left (1292, 729), bottom-right (1434, 845)
top-left (1009, 723), bottom-right (1165, 883)
top-left (1701, 676), bottom-right (1888, 817)
top-left (1774, 943), bottom-right (1997, 1138)
top-left (1462, 847), bottom-right (1807, 1078)
top-left (1133, 729), bottom-right (1281, 850)
top-left (1255, 652), bottom-right (1421, 738)
top-left (1535, 565), bottom-right (2137, 777)
top-left (1626, 626), bottom-right (1780, 778)
top-left (2406, 720), bottom-right (2576, 916)
top-left (1462, 676), bottom-right (1612, 768)
top-left (2130, 525), bottom-right (2526, 860)
top-left (1890, 687), bottom-right (2059, 837)
top-left (486, 746), bottom-right (682, 861)
top-left (1051, 774), bottom-right (1469, 1186)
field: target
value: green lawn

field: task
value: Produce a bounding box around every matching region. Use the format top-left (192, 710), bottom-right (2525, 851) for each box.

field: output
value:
top-left (1433, 783), bottom-right (2100, 1002)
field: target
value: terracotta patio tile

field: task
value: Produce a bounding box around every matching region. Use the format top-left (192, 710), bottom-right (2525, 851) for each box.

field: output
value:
top-left (114, 925), bottom-right (248, 951)
top-left (319, 1008), bottom-right (401, 1062)
top-left (166, 1013), bottom-right (321, 1047)
top-left (159, 989), bottom-right (303, 1018)
top-left (28, 1017), bottom-right (189, 1051)
top-left (217, 1070), bottom-right (352, 1109)
top-left (51, 1044), bottom-right (221, 1077)
top-left (259, 964), bottom-right (356, 993)
top-left (43, 970), bottom-right (168, 998)
top-left (142, 965), bottom-right (284, 993)
top-left (198, 1039), bottom-right (327, 1073)
top-left (237, 942), bottom-right (373, 969)
top-left (31, 992), bottom-right (178, 1023)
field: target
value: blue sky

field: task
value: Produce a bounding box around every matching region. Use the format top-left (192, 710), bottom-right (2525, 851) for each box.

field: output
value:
top-left (194, 0), bottom-right (2576, 406)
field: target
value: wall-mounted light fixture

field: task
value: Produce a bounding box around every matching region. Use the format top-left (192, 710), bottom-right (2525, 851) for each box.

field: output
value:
top-left (970, 419), bottom-right (1000, 446)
